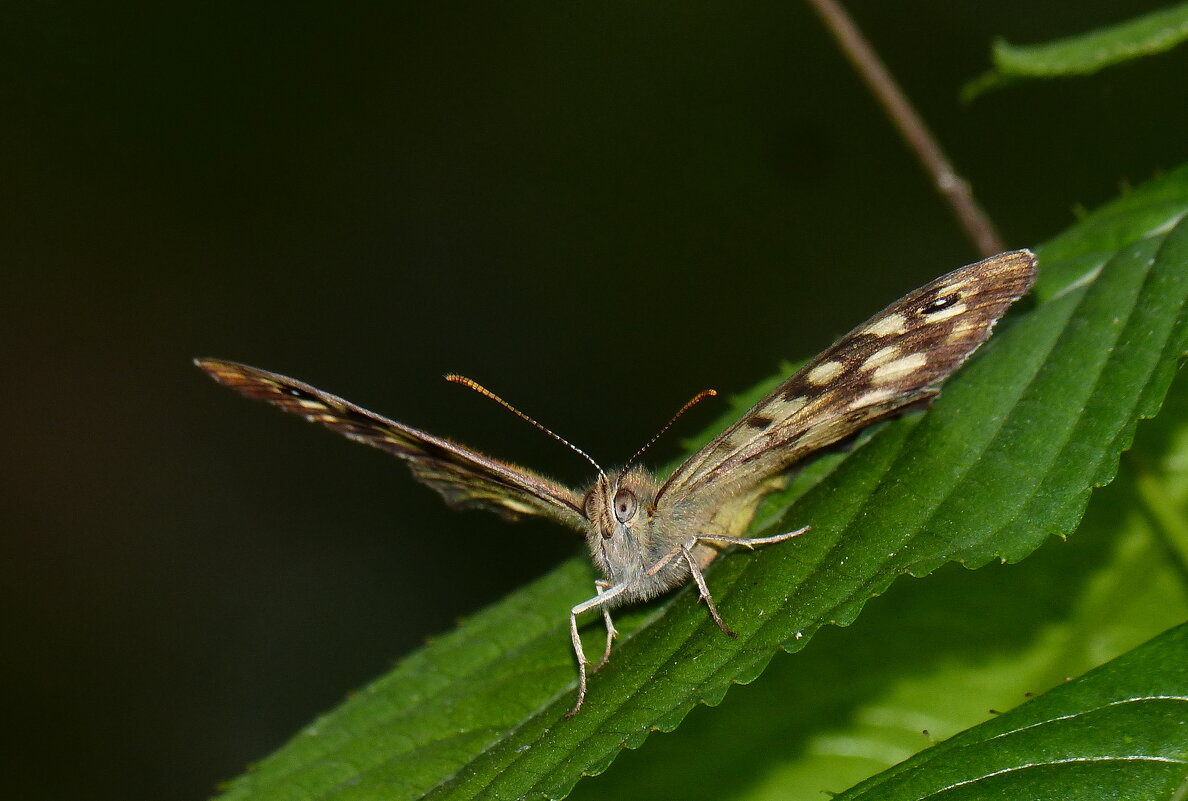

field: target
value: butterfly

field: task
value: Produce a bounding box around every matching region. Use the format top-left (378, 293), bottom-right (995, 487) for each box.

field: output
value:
top-left (196, 248), bottom-right (1037, 715)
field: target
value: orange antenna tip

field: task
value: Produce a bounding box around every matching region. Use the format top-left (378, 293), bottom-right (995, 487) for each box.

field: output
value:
top-left (623, 388), bottom-right (719, 471)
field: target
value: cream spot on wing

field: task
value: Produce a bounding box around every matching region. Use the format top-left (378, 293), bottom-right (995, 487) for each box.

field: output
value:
top-left (807, 360), bottom-right (845, 385)
top-left (945, 328), bottom-right (974, 347)
top-left (863, 313), bottom-right (908, 336)
top-left (757, 395), bottom-right (807, 426)
top-left (774, 395), bottom-right (808, 415)
top-left (860, 344), bottom-right (901, 370)
top-left (297, 400), bottom-right (328, 411)
top-left (944, 321), bottom-right (980, 341)
top-left (872, 353), bottom-right (928, 383)
top-left (848, 387), bottom-right (898, 409)
top-left (921, 301), bottom-right (967, 322)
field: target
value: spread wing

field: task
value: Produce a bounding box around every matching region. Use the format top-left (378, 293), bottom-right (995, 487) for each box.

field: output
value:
top-left (196, 359), bottom-right (587, 529)
top-left (655, 249), bottom-right (1038, 509)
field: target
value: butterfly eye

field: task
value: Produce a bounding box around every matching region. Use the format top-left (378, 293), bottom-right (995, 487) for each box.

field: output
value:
top-left (613, 488), bottom-right (637, 523)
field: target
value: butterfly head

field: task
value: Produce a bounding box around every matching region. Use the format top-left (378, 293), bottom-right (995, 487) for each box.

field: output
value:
top-left (582, 468), bottom-right (661, 575)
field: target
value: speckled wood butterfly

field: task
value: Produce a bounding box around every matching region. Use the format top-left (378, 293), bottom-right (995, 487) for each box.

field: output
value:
top-left (197, 248), bottom-right (1036, 715)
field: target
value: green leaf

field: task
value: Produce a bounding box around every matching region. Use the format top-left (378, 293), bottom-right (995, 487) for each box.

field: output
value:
top-left (833, 623), bottom-right (1188, 801)
top-left (216, 165), bottom-right (1188, 801)
top-left (963, 3), bottom-right (1188, 100)
top-left (568, 346), bottom-right (1188, 801)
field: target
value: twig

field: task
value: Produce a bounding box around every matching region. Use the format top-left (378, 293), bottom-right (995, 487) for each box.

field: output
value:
top-left (805, 0), bottom-right (1005, 256)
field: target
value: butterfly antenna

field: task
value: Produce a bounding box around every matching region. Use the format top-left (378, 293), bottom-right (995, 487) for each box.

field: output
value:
top-left (445, 374), bottom-right (605, 476)
top-left (622, 389), bottom-right (717, 472)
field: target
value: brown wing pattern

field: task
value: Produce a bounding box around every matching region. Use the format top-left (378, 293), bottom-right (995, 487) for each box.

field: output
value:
top-left (196, 359), bottom-right (587, 528)
top-left (656, 250), bottom-right (1037, 507)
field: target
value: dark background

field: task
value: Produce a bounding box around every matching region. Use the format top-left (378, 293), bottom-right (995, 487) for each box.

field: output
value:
top-left (3, 2), bottom-right (1184, 799)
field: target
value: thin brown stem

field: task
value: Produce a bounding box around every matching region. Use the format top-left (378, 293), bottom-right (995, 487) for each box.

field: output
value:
top-left (805, 0), bottom-right (1005, 257)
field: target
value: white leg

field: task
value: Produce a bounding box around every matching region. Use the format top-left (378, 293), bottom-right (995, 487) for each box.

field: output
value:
top-left (644, 546), bottom-right (680, 577)
top-left (566, 527), bottom-right (809, 716)
top-left (694, 524), bottom-right (811, 550)
top-left (661, 525), bottom-right (812, 639)
top-left (680, 545), bottom-right (737, 638)
top-left (594, 580), bottom-right (618, 671)
top-left (567, 581), bottom-right (630, 717)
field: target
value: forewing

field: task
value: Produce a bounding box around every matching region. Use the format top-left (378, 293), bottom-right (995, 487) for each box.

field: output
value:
top-left (196, 359), bottom-right (587, 528)
top-left (656, 249), bottom-right (1038, 507)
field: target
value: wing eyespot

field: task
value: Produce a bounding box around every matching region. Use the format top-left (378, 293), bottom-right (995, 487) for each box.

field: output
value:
top-left (920, 294), bottom-right (960, 315)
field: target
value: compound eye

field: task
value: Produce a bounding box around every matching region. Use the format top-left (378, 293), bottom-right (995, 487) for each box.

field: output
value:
top-left (613, 488), bottom-right (637, 524)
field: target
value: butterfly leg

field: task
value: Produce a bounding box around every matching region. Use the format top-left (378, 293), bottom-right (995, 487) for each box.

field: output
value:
top-left (694, 524), bottom-right (812, 551)
top-left (643, 547), bottom-right (680, 577)
top-left (675, 526), bottom-right (811, 640)
top-left (568, 581), bottom-right (630, 717)
top-left (679, 545), bottom-right (738, 639)
top-left (593, 580), bottom-right (618, 671)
